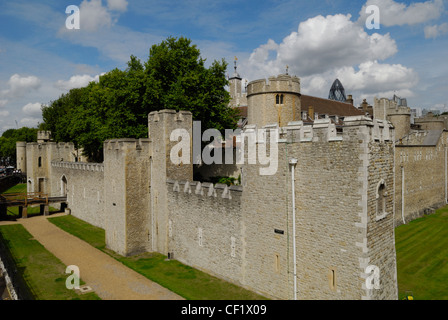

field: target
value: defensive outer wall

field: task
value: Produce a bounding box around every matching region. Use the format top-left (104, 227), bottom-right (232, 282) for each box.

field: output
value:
top-left (18, 110), bottom-right (401, 300)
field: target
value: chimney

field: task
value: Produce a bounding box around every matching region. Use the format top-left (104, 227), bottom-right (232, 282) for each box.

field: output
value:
top-left (308, 106), bottom-right (314, 121)
top-left (361, 99), bottom-right (368, 112)
top-left (346, 94), bottom-right (354, 105)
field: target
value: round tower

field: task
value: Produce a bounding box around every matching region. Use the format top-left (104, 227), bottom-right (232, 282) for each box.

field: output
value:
top-left (246, 73), bottom-right (301, 128)
top-left (16, 141), bottom-right (27, 173)
top-left (388, 112), bottom-right (411, 140)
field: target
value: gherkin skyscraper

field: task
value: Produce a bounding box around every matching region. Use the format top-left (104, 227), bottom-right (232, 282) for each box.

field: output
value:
top-left (328, 79), bottom-right (347, 102)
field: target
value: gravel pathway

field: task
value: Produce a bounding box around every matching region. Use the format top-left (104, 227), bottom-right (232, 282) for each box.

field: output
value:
top-left (2, 213), bottom-right (183, 300)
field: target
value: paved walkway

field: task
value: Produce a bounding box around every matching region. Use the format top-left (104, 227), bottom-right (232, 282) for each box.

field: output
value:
top-left (0, 213), bottom-right (183, 300)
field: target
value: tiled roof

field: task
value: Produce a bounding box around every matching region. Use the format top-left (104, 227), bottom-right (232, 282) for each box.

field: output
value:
top-left (301, 95), bottom-right (364, 117)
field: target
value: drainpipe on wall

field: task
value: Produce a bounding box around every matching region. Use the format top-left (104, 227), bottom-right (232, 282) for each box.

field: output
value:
top-left (289, 158), bottom-right (298, 300)
top-left (401, 165), bottom-right (406, 225)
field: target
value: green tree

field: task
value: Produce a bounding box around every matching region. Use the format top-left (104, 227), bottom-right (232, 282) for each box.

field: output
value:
top-left (144, 36), bottom-right (238, 131)
top-left (0, 127), bottom-right (38, 166)
top-left (41, 37), bottom-right (240, 162)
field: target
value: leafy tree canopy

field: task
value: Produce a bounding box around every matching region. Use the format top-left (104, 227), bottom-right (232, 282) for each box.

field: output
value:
top-left (41, 36), bottom-right (239, 162)
top-left (0, 127), bottom-right (38, 166)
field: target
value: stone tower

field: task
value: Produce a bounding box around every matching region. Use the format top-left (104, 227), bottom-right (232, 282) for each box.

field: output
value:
top-left (246, 74), bottom-right (301, 127)
top-left (228, 58), bottom-right (247, 108)
top-left (148, 109), bottom-right (193, 254)
top-left (16, 141), bottom-right (27, 173)
top-left (103, 138), bottom-right (152, 256)
top-left (374, 97), bottom-right (411, 140)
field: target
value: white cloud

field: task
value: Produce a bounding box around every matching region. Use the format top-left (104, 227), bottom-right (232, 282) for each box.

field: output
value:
top-left (0, 100), bottom-right (8, 108)
top-left (107, 0), bottom-right (128, 12)
top-left (300, 61), bottom-right (418, 101)
top-left (1, 74), bottom-right (41, 99)
top-left (58, 0), bottom-right (128, 33)
top-left (79, 0), bottom-right (113, 32)
top-left (19, 117), bottom-right (41, 128)
top-left (55, 74), bottom-right (103, 91)
top-left (22, 102), bottom-right (42, 117)
top-left (336, 61), bottom-right (419, 94)
top-left (245, 14), bottom-right (397, 79)
top-left (424, 23), bottom-right (448, 38)
top-left (240, 10), bottom-right (422, 105)
top-left (359, 0), bottom-right (444, 27)
top-left (57, 0), bottom-right (151, 64)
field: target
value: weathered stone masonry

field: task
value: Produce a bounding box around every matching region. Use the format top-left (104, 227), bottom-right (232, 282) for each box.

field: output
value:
top-left (19, 110), bottom-right (399, 300)
top-left (155, 113), bottom-right (398, 300)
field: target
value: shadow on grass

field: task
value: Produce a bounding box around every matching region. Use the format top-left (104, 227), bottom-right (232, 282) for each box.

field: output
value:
top-left (0, 232), bottom-right (35, 300)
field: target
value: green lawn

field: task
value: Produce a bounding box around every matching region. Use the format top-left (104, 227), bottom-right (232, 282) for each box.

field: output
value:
top-left (2, 183), bottom-right (27, 194)
top-left (0, 224), bottom-right (100, 300)
top-left (49, 215), bottom-right (268, 300)
top-left (395, 205), bottom-right (448, 300)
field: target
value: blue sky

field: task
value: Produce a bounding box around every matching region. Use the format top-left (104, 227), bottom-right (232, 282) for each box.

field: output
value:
top-left (0, 0), bottom-right (447, 133)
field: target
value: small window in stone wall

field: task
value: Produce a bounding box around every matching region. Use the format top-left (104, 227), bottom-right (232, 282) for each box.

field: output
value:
top-left (274, 254), bottom-right (280, 273)
top-left (38, 157), bottom-right (42, 167)
top-left (275, 94), bottom-right (284, 105)
top-left (329, 268), bottom-right (336, 291)
top-left (230, 236), bottom-right (236, 257)
top-left (198, 227), bottom-right (203, 247)
top-left (376, 180), bottom-right (388, 221)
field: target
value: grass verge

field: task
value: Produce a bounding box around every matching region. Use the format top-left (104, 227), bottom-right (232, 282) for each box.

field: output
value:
top-left (0, 224), bottom-right (100, 300)
top-left (395, 205), bottom-right (448, 300)
top-left (1, 183), bottom-right (27, 194)
top-left (49, 215), bottom-right (267, 300)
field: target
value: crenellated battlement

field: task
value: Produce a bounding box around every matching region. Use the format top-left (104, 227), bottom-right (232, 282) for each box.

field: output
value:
top-left (148, 109), bottom-right (192, 123)
top-left (51, 161), bottom-right (104, 172)
top-left (247, 74), bottom-right (301, 97)
top-left (26, 141), bottom-right (74, 149)
top-left (37, 130), bottom-right (52, 142)
top-left (104, 138), bottom-right (150, 151)
top-left (167, 179), bottom-right (242, 200)
top-left (240, 116), bottom-right (394, 144)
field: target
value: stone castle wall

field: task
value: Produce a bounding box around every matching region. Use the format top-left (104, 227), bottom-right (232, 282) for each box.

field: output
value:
top-left (50, 161), bottom-right (105, 228)
top-left (26, 142), bottom-right (76, 194)
top-left (166, 181), bottom-right (244, 289)
top-left (17, 112), bottom-right (405, 300)
top-left (395, 132), bottom-right (448, 225)
top-left (161, 116), bottom-right (397, 300)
